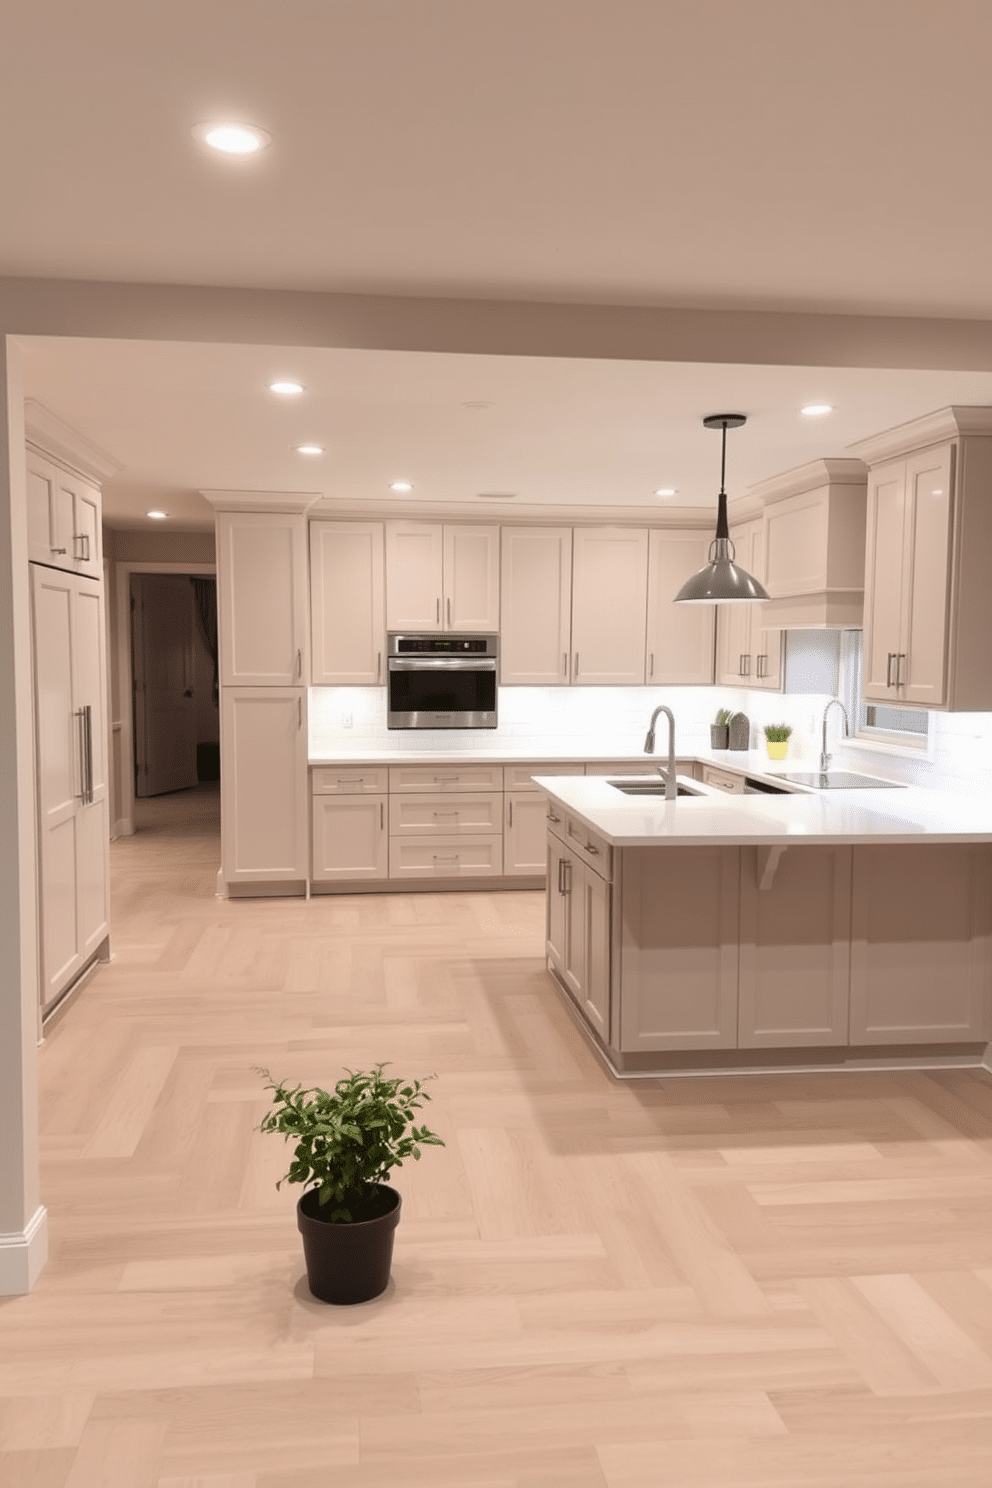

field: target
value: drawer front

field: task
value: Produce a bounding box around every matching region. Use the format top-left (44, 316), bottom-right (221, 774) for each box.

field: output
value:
top-left (389, 834), bottom-right (504, 879)
top-left (565, 813), bottom-right (612, 881)
top-left (503, 762), bottom-right (585, 791)
top-left (702, 764), bottom-right (745, 794)
top-left (388, 764), bottom-right (502, 793)
top-left (389, 790), bottom-right (503, 836)
top-left (312, 766), bottom-right (389, 795)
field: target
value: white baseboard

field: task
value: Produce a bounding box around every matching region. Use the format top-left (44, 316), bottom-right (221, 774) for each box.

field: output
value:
top-left (0, 1206), bottom-right (48, 1295)
top-left (116, 816), bottom-right (134, 838)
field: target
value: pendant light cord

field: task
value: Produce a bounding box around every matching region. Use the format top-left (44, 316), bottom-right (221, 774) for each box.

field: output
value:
top-left (714, 419), bottom-right (730, 542)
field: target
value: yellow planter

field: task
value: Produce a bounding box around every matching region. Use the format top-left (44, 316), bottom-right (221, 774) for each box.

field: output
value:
top-left (765, 740), bottom-right (789, 759)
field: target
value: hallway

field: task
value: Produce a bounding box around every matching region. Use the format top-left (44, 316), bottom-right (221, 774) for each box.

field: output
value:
top-left (3, 801), bottom-right (992, 1485)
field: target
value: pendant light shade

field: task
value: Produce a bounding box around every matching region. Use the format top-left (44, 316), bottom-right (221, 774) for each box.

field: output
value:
top-left (673, 414), bottom-right (770, 604)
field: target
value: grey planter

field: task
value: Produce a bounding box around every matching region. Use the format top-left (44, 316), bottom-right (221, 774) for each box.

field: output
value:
top-left (710, 725), bottom-right (729, 749)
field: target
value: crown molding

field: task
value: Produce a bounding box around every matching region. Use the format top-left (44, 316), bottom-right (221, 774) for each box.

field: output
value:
top-left (199, 489), bottom-right (321, 514)
top-left (847, 405), bottom-right (992, 465)
top-left (24, 399), bottom-right (121, 482)
top-left (747, 457), bottom-right (867, 506)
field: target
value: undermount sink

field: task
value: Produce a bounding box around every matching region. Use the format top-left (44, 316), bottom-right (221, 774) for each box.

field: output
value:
top-left (607, 779), bottom-right (703, 798)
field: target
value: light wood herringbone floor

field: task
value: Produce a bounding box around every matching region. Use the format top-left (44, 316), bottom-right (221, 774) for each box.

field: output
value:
top-left (4, 781), bottom-right (992, 1486)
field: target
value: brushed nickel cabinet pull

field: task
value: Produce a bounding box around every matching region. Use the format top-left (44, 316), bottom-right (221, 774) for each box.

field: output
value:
top-left (376, 650), bottom-right (381, 682)
top-left (380, 801), bottom-right (384, 830)
top-left (649, 652), bottom-right (655, 678)
top-left (886, 652), bottom-right (895, 687)
top-left (508, 800), bottom-right (514, 827)
top-left (436, 597), bottom-right (441, 623)
top-left (297, 696), bottom-right (303, 729)
top-left (547, 810), bottom-right (560, 824)
top-left (574, 653), bottom-right (579, 678)
top-left (897, 652), bottom-right (906, 686)
top-left (447, 596), bottom-right (451, 626)
top-left (585, 842), bottom-right (599, 855)
top-left (51, 546), bottom-right (67, 555)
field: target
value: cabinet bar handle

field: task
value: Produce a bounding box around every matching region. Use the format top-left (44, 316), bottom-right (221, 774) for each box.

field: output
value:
top-left (296, 648), bottom-right (302, 679)
top-left (51, 546), bottom-right (67, 555)
top-left (563, 651), bottom-right (568, 678)
top-left (376, 651), bottom-right (381, 682)
top-left (585, 842), bottom-right (599, 855)
top-left (433, 853), bottom-right (460, 863)
top-left (574, 653), bottom-right (579, 678)
top-left (447, 596), bottom-right (451, 626)
top-left (557, 858), bottom-right (565, 894)
top-left (508, 800), bottom-right (513, 827)
top-left (897, 652), bottom-right (906, 686)
top-left (886, 652), bottom-right (895, 687)
top-left (649, 652), bottom-right (654, 678)
top-left (298, 696), bottom-right (303, 729)
top-left (564, 861), bottom-right (572, 894)
top-left (380, 801), bottom-right (384, 830)
top-left (433, 774), bottom-right (460, 783)
top-left (84, 704), bottom-right (93, 803)
top-left (436, 597), bottom-right (441, 623)
top-left (76, 708), bottom-right (87, 801)
top-left (739, 653), bottom-right (745, 677)
top-left (547, 810), bottom-right (560, 823)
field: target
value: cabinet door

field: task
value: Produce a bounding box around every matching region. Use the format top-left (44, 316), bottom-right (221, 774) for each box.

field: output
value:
top-left (385, 522), bottom-right (443, 631)
top-left (444, 526), bottom-right (499, 631)
top-left (715, 522), bottom-right (755, 685)
top-left (69, 475), bottom-right (102, 579)
top-left (218, 513), bottom-right (308, 685)
top-left (26, 449), bottom-right (102, 577)
top-left (619, 846), bottom-right (739, 1051)
top-left (312, 795), bottom-right (387, 881)
top-left (862, 460), bottom-right (907, 701)
top-left (26, 449), bottom-right (63, 567)
top-left (738, 846), bottom-right (851, 1048)
top-left (72, 577), bottom-right (110, 961)
top-left (560, 851), bottom-right (585, 1002)
top-left (645, 530), bottom-right (715, 685)
top-left (579, 863), bottom-right (610, 1041)
top-left (310, 522), bottom-right (385, 685)
top-left (901, 444), bottom-right (953, 707)
top-left (220, 687), bottom-right (308, 884)
top-left (850, 844), bottom-right (992, 1045)
top-left (547, 836), bottom-right (569, 970)
top-left (505, 791), bottom-right (551, 875)
top-left (570, 528), bottom-right (648, 684)
top-left (500, 527), bottom-right (571, 684)
top-left (747, 524), bottom-right (782, 691)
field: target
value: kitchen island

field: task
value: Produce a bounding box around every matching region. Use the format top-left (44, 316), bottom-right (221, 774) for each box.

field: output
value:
top-left (535, 773), bottom-right (992, 1077)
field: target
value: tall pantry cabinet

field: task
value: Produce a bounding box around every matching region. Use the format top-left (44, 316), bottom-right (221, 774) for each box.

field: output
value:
top-left (26, 421), bottom-right (112, 1016)
top-left (212, 501), bottom-right (312, 893)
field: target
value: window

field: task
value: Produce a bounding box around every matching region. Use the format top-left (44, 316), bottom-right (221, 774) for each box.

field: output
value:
top-left (839, 631), bottom-right (930, 751)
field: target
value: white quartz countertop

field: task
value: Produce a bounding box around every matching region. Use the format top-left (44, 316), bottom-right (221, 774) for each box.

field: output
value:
top-left (532, 774), bottom-right (992, 846)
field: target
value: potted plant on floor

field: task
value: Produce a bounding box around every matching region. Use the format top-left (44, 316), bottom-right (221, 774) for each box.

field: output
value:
top-left (763, 722), bottom-right (792, 760)
top-left (258, 1064), bottom-right (444, 1304)
top-left (711, 707), bottom-right (732, 749)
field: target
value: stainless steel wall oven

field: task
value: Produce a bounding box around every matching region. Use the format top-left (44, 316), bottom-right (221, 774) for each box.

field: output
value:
top-left (386, 633), bottom-right (498, 729)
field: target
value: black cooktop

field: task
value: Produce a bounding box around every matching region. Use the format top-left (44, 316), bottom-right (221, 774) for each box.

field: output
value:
top-left (777, 771), bottom-right (905, 790)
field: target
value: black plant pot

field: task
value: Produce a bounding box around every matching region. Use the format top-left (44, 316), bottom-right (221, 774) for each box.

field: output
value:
top-left (710, 725), bottom-right (729, 750)
top-left (297, 1184), bottom-right (401, 1304)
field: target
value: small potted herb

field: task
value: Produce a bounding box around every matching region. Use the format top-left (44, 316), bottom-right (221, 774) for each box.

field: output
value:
top-left (258, 1064), bottom-right (444, 1304)
top-left (711, 707), bottom-right (732, 750)
top-left (763, 722), bottom-right (792, 760)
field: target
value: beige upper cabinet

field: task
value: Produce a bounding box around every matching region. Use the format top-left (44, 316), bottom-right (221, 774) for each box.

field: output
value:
top-left (570, 527), bottom-right (649, 685)
top-left (715, 520), bottom-right (782, 690)
top-left (310, 521), bottom-right (385, 685)
top-left (645, 529), bottom-right (715, 685)
top-left (26, 445), bottom-right (102, 580)
top-left (851, 407), bottom-right (992, 711)
top-left (500, 526), bottom-right (572, 684)
top-left (385, 522), bottom-right (499, 632)
top-left (217, 511), bottom-right (308, 687)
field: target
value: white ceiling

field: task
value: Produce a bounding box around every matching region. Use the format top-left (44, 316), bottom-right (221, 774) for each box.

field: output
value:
top-left (17, 338), bottom-right (992, 528)
top-left (4, 1), bottom-right (991, 527)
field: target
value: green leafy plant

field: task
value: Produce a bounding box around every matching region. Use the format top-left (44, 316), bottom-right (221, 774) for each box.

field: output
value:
top-left (763, 722), bottom-right (792, 742)
top-left (714, 708), bottom-right (733, 726)
top-left (257, 1064), bottom-right (444, 1222)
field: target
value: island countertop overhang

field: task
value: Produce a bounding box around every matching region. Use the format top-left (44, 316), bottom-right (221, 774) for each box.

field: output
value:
top-left (533, 774), bottom-right (992, 848)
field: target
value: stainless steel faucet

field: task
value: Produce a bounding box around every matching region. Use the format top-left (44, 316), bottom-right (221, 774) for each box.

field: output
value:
top-left (820, 698), bottom-right (850, 773)
top-left (643, 704), bottom-right (677, 800)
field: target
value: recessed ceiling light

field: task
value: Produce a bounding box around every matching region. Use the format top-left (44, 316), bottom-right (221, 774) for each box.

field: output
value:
top-left (477, 492), bottom-right (517, 500)
top-left (147, 510), bottom-right (168, 520)
top-left (296, 444), bottom-right (324, 455)
top-left (390, 481), bottom-right (413, 492)
top-left (269, 380), bottom-right (304, 396)
top-left (654, 487), bottom-right (678, 497)
top-left (194, 122), bottom-right (271, 155)
top-left (800, 403), bottom-right (834, 417)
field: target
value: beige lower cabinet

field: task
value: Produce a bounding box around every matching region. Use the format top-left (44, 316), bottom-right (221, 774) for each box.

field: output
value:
top-left (390, 835), bottom-right (503, 879)
top-left (737, 846), bottom-right (852, 1047)
top-left (701, 763), bottom-right (745, 794)
top-left (849, 844), bottom-right (992, 1044)
top-left (617, 846), bottom-right (740, 1052)
top-left (221, 687), bottom-right (309, 887)
top-left (504, 763), bottom-right (585, 877)
top-left (547, 827), bottom-right (610, 1041)
top-left (312, 795), bottom-right (388, 881)
top-left (387, 762), bottom-right (502, 879)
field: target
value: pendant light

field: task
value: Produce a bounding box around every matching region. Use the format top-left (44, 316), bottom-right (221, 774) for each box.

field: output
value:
top-left (673, 413), bottom-right (770, 604)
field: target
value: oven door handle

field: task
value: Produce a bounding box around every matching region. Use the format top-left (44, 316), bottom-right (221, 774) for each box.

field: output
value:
top-left (387, 657), bottom-right (497, 672)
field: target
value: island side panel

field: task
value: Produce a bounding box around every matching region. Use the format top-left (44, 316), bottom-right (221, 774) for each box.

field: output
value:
top-left (738, 845), bottom-right (853, 1048)
top-left (619, 846), bottom-right (740, 1052)
top-left (849, 844), bottom-right (992, 1045)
